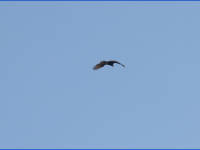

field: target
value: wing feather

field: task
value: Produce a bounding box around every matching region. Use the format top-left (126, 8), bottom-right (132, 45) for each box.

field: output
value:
top-left (93, 61), bottom-right (106, 70)
top-left (109, 60), bottom-right (125, 67)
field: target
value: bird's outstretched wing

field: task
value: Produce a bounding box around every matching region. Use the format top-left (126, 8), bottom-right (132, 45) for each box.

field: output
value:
top-left (108, 60), bottom-right (125, 67)
top-left (93, 61), bottom-right (107, 70)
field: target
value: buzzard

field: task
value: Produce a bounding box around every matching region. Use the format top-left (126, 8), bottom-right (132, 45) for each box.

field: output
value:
top-left (93, 60), bottom-right (125, 70)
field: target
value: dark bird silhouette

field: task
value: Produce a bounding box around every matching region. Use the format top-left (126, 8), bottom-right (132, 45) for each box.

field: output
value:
top-left (93, 60), bottom-right (125, 70)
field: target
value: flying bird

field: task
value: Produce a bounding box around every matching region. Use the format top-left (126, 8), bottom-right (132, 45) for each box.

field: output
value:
top-left (93, 60), bottom-right (125, 70)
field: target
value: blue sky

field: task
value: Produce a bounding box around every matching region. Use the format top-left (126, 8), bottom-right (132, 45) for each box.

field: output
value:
top-left (1, 2), bottom-right (200, 148)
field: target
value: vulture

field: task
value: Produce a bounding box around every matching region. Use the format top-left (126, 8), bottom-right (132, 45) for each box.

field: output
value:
top-left (93, 60), bottom-right (125, 70)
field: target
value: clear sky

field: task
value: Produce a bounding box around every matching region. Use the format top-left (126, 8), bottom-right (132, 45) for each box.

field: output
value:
top-left (1, 2), bottom-right (200, 148)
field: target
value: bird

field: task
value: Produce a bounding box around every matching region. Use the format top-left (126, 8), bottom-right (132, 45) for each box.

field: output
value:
top-left (93, 60), bottom-right (125, 70)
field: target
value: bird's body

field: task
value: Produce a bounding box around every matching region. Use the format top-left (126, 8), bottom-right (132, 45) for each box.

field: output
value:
top-left (93, 60), bottom-right (125, 70)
